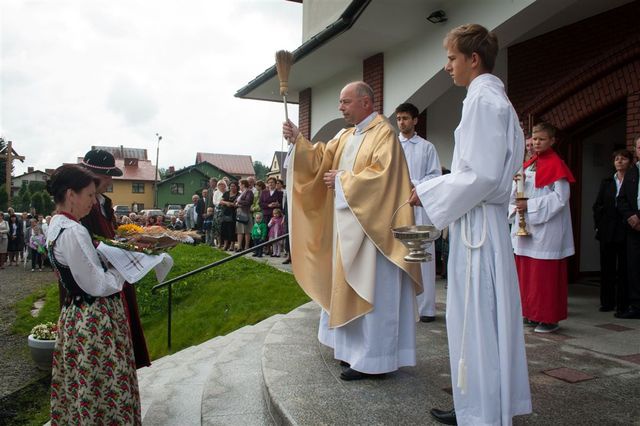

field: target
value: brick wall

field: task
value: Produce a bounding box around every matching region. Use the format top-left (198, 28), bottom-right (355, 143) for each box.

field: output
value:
top-left (508, 1), bottom-right (640, 145)
top-left (298, 88), bottom-right (312, 140)
top-left (628, 92), bottom-right (640, 148)
top-left (363, 53), bottom-right (384, 113)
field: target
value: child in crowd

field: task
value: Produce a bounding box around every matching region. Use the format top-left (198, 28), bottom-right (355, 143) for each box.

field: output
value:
top-left (203, 207), bottom-right (215, 245)
top-left (511, 122), bottom-right (575, 333)
top-left (268, 208), bottom-right (284, 257)
top-left (251, 212), bottom-right (268, 257)
top-left (29, 221), bottom-right (46, 272)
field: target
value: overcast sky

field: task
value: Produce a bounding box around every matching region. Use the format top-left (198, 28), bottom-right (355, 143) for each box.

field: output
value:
top-left (1, 0), bottom-right (302, 176)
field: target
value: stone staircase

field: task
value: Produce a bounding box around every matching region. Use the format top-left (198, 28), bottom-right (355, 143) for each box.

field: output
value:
top-left (138, 315), bottom-right (284, 425)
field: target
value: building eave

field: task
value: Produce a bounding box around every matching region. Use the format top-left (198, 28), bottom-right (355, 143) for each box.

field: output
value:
top-left (234, 0), bottom-right (371, 103)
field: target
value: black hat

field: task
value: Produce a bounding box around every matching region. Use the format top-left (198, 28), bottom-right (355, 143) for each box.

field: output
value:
top-left (82, 149), bottom-right (123, 176)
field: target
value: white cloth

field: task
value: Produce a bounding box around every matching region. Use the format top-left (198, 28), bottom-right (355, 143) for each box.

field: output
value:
top-left (212, 189), bottom-right (224, 207)
top-left (510, 167), bottom-right (575, 259)
top-left (96, 243), bottom-right (173, 283)
top-left (318, 125), bottom-right (417, 374)
top-left (400, 132), bottom-right (441, 316)
top-left (47, 214), bottom-right (125, 297)
top-left (416, 74), bottom-right (531, 425)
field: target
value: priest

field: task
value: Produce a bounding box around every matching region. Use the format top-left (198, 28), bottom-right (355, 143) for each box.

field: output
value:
top-left (282, 81), bottom-right (422, 381)
top-left (409, 24), bottom-right (531, 425)
top-left (81, 149), bottom-right (151, 369)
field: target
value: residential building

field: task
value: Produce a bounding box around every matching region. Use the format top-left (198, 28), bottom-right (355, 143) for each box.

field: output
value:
top-left (11, 167), bottom-right (51, 197)
top-left (266, 151), bottom-right (288, 184)
top-left (157, 162), bottom-right (236, 209)
top-left (236, 0), bottom-right (640, 278)
top-left (77, 154), bottom-right (157, 212)
top-left (195, 153), bottom-right (255, 179)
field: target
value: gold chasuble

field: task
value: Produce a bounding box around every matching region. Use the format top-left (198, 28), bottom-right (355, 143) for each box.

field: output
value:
top-left (288, 114), bottom-right (422, 327)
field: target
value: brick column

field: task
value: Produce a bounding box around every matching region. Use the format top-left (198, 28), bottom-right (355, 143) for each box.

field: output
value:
top-left (363, 53), bottom-right (384, 114)
top-left (627, 92), bottom-right (640, 149)
top-left (298, 88), bottom-right (312, 140)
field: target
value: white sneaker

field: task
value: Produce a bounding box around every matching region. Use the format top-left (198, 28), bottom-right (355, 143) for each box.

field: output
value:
top-left (534, 323), bottom-right (559, 333)
top-left (31, 268), bottom-right (35, 272)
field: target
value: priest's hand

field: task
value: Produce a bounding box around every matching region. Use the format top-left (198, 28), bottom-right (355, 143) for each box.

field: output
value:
top-left (515, 199), bottom-right (528, 213)
top-left (408, 188), bottom-right (422, 206)
top-left (323, 170), bottom-right (339, 189)
top-left (283, 120), bottom-right (300, 144)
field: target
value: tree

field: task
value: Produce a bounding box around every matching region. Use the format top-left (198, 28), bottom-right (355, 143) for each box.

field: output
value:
top-left (42, 192), bottom-right (55, 215)
top-left (31, 191), bottom-right (44, 215)
top-left (0, 184), bottom-right (7, 211)
top-left (16, 181), bottom-right (31, 212)
top-left (253, 161), bottom-right (269, 181)
top-left (28, 181), bottom-right (46, 194)
top-left (0, 138), bottom-right (7, 183)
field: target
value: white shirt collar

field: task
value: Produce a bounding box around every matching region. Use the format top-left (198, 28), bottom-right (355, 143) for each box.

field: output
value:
top-left (354, 112), bottom-right (377, 135)
top-left (399, 132), bottom-right (418, 143)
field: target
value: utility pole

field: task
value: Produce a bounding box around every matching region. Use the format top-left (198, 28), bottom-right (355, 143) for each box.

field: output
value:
top-left (0, 139), bottom-right (25, 207)
top-left (154, 133), bottom-right (162, 208)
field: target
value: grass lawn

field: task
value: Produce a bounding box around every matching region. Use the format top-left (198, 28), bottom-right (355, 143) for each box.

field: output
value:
top-left (9, 243), bottom-right (309, 425)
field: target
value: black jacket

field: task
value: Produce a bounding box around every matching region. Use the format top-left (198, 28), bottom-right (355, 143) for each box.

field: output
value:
top-left (593, 176), bottom-right (626, 243)
top-left (617, 165), bottom-right (640, 234)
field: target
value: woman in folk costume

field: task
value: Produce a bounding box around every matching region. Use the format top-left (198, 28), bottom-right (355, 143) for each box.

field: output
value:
top-left (80, 149), bottom-right (151, 368)
top-left (46, 165), bottom-right (140, 425)
top-left (511, 122), bottom-right (575, 333)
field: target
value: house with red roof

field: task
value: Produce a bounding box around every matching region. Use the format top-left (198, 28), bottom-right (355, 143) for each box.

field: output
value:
top-left (195, 153), bottom-right (255, 179)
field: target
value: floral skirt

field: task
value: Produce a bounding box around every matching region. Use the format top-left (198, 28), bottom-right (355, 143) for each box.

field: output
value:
top-left (51, 295), bottom-right (141, 425)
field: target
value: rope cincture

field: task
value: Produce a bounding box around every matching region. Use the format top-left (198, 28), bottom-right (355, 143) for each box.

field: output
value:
top-left (457, 203), bottom-right (487, 394)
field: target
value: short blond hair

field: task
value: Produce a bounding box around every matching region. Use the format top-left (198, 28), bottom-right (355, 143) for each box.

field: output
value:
top-left (532, 122), bottom-right (557, 139)
top-left (444, 24), bottom-right (499, 72)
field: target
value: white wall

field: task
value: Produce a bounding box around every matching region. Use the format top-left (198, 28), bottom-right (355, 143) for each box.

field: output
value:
top-left (579, 115), bottom-right (627, 272)
top-left (424, 50), bottom-right (508, 168)
top-left (302, 0), bottom-right (351, 43)
top-left (310, 64), bottom-right (362, 138)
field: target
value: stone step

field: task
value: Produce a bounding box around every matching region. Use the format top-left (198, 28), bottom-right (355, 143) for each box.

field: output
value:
top-left (139, 315), bottom-right (283, 425)
top-left (261, 301), bottom-right (451, 425)
top-left (200, 315), bottom-right (284, 425)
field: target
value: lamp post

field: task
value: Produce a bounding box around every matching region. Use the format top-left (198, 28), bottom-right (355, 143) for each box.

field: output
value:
top-left (154, 133), bottom-right (162, 208)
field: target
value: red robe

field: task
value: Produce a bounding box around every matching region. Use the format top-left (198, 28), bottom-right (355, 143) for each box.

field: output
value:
top-left (517, 148), bottom-right (574, 324)
top-left (81, 197), bottom-right (151, 368)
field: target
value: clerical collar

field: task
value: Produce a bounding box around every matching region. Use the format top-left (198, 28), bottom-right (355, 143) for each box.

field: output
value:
top-left (354, 112), bottom-right (377, 135)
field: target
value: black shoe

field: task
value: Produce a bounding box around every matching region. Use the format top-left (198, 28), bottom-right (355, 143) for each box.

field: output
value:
top-left (283, 257), bottom-right (291, 264)
top-left (339, 360), bottom-right (350, 368)
top-left (599, 306), bottom-right (614, 312)
top-left (430, 408), bottom-right (457, 425)
top-left (340, 368), bottom-right (378, 381)
top-left (614, 307), bottom-right (640, 319)
top-left (420, 316), bottom-right (436, 323)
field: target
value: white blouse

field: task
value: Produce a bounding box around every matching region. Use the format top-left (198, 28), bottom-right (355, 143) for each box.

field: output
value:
top-left (46, 214), bottom-right (125, 297)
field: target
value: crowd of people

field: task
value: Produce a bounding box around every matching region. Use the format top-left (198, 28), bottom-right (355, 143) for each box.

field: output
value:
top-left (0, 209), bottom-right (52, 271)
top-left (2, 21), bottom-right (639, 426)
top-left (109, 175), bottom-right (291, 263)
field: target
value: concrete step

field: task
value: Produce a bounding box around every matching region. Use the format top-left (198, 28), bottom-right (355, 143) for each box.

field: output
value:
top-left (261, 301), bottom-right (452, 425)
top-left (138, 315), bottom-right (283, 425)
top-left (200, 315), bottom-right (284, 425)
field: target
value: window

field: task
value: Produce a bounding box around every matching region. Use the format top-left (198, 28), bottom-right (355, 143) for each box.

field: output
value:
top-left (132, 182), bottom-right (145, 193)
top-left (105, 184), bottom-right (113, 193)
top-left (201, 180), bottom-right (208, 189)
top-left (171, 183), bottom-right (184, 195)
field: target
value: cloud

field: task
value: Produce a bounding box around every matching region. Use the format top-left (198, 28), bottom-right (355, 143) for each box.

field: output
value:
top-left (106, 76), bottom-right (159, 127)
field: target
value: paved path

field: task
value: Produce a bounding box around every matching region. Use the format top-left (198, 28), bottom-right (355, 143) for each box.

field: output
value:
top-left (0, 261), bottom-right (57, 399)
